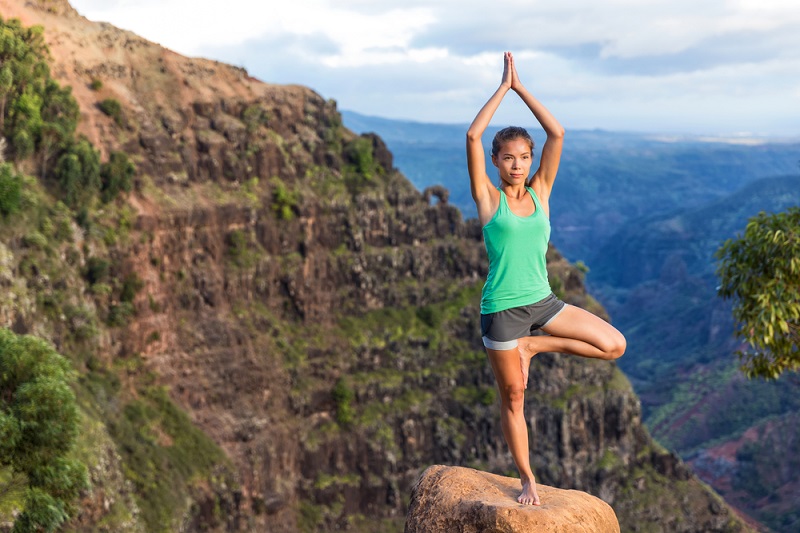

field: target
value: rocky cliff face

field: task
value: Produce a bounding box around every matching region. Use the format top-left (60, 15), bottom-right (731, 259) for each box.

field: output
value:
top-left (0, 1), bottom-right (753, 531)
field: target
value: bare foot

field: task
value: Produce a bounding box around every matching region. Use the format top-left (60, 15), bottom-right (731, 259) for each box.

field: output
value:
top-left (517, 339), bottom-right (539, 389)
top-left (518, 477), bottom-right (541, 506)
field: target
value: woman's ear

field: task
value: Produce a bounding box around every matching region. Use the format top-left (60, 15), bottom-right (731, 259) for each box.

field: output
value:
top-left (491, 154), bottom-right (498, 168)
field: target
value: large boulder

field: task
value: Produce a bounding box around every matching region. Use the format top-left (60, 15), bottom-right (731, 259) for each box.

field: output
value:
top-left (406, 465), bottom-right (620, 533)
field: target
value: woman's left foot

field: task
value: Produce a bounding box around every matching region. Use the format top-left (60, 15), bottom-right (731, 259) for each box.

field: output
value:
top-left (518, 477), bottom-right (541, 505)
top-left (517, 339), bottom-right (538, 388)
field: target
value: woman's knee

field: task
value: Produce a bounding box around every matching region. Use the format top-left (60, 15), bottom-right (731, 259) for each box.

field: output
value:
top-left (501, 386), bottom-right (526, 413)
top-left (602, 330), bottom-right (626, 360)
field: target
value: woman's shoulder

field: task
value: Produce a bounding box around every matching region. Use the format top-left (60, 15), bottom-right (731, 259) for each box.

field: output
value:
top-left (476, 186), bottom-right (503, 226)
top-left (527, 177), bottom-right (549, 200)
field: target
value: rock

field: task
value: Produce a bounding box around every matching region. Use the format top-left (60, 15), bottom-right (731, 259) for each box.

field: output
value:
top-left (406, 465), bottom-right (620, 533)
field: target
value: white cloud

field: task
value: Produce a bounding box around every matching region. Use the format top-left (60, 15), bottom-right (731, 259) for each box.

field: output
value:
top-left (68, 0), bottom-right (800, 135)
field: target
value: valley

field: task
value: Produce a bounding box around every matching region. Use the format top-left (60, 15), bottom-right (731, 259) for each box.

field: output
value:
top-left (344, 110), bottom-right (800, 531)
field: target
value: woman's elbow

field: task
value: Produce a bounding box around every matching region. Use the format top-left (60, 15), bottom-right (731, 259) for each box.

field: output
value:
top-left (551, 126), bottom-right (565, 139)
top-left (466, 128), bottom-right (485, 143)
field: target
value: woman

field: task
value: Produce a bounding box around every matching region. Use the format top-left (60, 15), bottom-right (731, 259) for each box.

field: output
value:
top-left (466, 52), bottom-right (626, 506)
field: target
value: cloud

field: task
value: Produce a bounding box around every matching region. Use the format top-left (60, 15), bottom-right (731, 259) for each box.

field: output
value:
top-left (68, 0), bottom-right (800, 135)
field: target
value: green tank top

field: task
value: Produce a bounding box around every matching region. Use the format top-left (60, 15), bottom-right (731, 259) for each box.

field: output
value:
top-left (481, 186), bottom-right (552, 314)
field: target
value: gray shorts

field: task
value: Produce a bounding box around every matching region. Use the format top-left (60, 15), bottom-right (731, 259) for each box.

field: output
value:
top-left (480, 293), bottom-right (567, 350)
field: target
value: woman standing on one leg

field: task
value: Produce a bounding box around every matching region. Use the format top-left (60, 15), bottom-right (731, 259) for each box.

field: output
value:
top-left (466, 52), bottom-right (626, 506)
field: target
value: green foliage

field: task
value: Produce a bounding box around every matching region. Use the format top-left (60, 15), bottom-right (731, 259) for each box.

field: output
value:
top-left (89, 78), bottom-right (102, 91)
top-left (241, 104), bottom-right (269, 133)
top-left (716, 207), bottom-right (800, 378)
top-left (83, 256), bottom-right (110, 285)
top-left (346, 137), bottom-right (377, 178)
top-left (107, 302), bottom-right (135, 327)
top-left (100, 151), bottom-right (135, 203)
top-left (0, 17), bottom-right (126, 213)
top-left (549, 276), bottom-right (565, 299)
top-left (106, 385), bottom-right (230, 532)
top-left (453, 385), bottom-right (496, 407)
top-left (0, 162), bottom-right (22, 217)
top-left (0, 18), bottom-right (79, 170)
top-left (415, 305), bottom-right (441, 329)
top-left (332, 378), bottom-right (354, 427)
top-left (343, 136), bottom-right (383, 195)
top-left (120, 273), bottom-right (144, 303)
top-left (98, 98), bottom-right (123, 125)
top-left (53, 137), bottom-right (101, 208)
top-left (38, 80), bottom-right (80, 174)
top-left (0, 328), bottom-right (89, 531)
top-left (9, 90), bottom-right (42, 160)
top-left (270, 177), bottom-right (298, 220)
top-left (226, 229), bottom-right (261, 268)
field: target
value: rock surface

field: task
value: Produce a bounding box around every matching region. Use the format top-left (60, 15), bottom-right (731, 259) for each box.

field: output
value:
top-left (406, 465), bottom-right (620, 533)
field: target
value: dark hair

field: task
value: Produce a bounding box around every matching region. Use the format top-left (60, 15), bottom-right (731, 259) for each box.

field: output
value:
top-left (491, 126), bottom-right (534, 157)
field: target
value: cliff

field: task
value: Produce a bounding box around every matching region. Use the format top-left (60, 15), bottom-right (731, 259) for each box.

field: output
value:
top-left (0, 1), bottom-right (753, 531)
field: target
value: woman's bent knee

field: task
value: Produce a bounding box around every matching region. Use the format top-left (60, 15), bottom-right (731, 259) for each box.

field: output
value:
top-left (604, 332), bottom-right (626, 360)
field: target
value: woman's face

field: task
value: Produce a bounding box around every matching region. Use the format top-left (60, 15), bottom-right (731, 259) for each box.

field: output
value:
top-left (492, 138), bottom-right (532, 185)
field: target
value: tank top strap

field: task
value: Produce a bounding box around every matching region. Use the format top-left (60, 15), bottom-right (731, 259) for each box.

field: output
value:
top-left (496, 187), bottom-right (509, 214)
top-left (526, 186), bottom-right (543, 212)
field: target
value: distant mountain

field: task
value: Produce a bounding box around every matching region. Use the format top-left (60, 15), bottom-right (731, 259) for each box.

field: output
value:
top-left (590, 175), bottom-right (800, 382)
top-left (343, 110), bottom-right (800, 262)
top-left (342, 110), bottom-right (800, 531)
top-left (590, 175), bottom-right (800, 532)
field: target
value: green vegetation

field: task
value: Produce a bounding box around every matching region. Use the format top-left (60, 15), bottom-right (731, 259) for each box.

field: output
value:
top-left (0, 17), bottom-right (79, 169)
top-left (226, 228), bottom-right (263, 268)
top-left (54, 137), bottom-right (100, 208)
top-left (270, 176), bottom-right (298, 220)
top-left (241, 103), bottom-right (270, 133)
top-left (98, 98), bottom-right (123, 125)
top-left (345, 137), bottom-right (379, 179)
top-left (343, 136), bottom-right (384, 195)
top-left (716, 207), bottom-right (800, 379)
top-left (100, 151), bottom-right (135, 202)
top-left (0, 163), bottom-right (23, 217)
top-left (0, 328), bottom-right (89, 532)
top-left (0, 16), bottom-right (134, 209)
top-left (332, 377), bottom-right (355, 427)
top-left (106, 385), bottom-right (231, 531)
top-left (89, 78), bottom-right (102, 91)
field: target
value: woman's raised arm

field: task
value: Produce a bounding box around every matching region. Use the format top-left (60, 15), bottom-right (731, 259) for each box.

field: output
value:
top-left (466, 52), bottom-right (513, 221)
top-left (509, 54), bottom-right (564, 199)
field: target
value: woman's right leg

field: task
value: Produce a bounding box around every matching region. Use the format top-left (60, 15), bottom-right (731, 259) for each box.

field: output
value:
top-left (486, 345), bottom-right (541, 505)
top-left (518, 304), bottom-right (626, 384)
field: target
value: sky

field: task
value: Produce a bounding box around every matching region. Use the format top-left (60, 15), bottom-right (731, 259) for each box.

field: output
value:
top-left (69, 0), bottom-right (800, 137)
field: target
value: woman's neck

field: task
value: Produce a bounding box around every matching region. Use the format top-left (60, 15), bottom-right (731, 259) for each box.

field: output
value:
top-left (500, 182), bottom-right (528, 198)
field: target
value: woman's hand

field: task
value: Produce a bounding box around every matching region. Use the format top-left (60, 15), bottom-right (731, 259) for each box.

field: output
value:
top-left (509, 52), bottom-right (524, 92)
top-left (501, 51), bottom-right (513, 89)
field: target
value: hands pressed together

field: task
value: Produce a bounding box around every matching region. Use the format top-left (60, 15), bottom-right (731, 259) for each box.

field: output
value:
top-left (501, 51), bottom-right (524, 92)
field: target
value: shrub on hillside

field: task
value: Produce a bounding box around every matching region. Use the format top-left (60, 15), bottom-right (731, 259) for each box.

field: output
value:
top-left (100, 151), bottom-right (135, 202)
top-left (98, 98), bottom-right (123, 125)
top-left (0, 328), bottom-right (89, 531)
top-left (54, 137), bottom-right (101, 208)
top-left (0, 162), bottom-right (22, 217)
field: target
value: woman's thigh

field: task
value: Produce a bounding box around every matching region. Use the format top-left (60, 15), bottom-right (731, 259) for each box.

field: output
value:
top-left (485, 347), bottom-right (525, 393)
top-left (541, 304), bottom-right (625, 353)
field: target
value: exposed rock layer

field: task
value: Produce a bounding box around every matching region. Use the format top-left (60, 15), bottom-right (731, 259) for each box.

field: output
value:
top-left (406, 465), bottom-right (620, 533)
